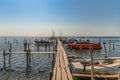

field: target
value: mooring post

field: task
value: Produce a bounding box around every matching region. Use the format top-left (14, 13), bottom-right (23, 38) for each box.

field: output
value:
top-left (8, 40), bottom-right (10, 45)
top-left (26, 50), bottom-right (31, 72)
top-left (99, 37), bottom-right (101, 44)
top-left (14, 38), bottom-right (16, 43)
top-left (89, 44), bottom-right (94, 80)
top-left (26, 50), bottom-right (29, 72)
top-left (3, 50), bottom-right (6, 68)
top-left (8, 43), bottom-right (12, 68)
top-left (113, 42), bottom-right (115, 50)
top-left (49, 71), bottom-right (53, 80)
top-left (24, 39), bottom-right (27, 51)
top-left (26, 50), bottom-right (28, 67)
top-left (28, 50), bottom-right (31, 66)
top-left (5, 37), bottom-right (6, 44)
top-left (16, 40), bottom-right (18, 44)
top-left (109, 40), bottom-right (111, 51)
top-left (36, 43), bottom-right (40, 51)
top-left (53, 43), bottom-right (55, 52)
top-left (103, 42), bottom-right (108, 58)
top-left (48, 43), bottom-right (51, 58)
top-left (45, 43), bottom-right (47, 51)
top-left (49, 43), bottom-right (50, 51)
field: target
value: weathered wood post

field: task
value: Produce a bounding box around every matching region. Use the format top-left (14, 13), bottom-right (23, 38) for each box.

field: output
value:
top-left (3, 50), bottom-right (6, 68)
top-left (5, 37), bottom-right (6, 44)
top-left (103, 42), bottom-right (108, 58)
top-left (50, 71), bottom-right (53, 80)
top-left (45, 43), bottom-right (47, 51)
top-left (109, 40), bottom-right (112, 52)
top-left (26, 41), bottom-right (32, 72)
top-left (26, 50), bottom-right (31, 72)
top-left (48, 42), bottom-right (50, 58)
top-left (49, 42), bottom-right (50, 51)
top-left (14, 38), bottom-right (16, 43)
top-left (24, 39), bottom-right (27, 51)
top-left (89, 44), bottom-right (94, 80)
top-left (8, 43), bottom-right (12, 68)
top-left (53, 42), bottom-right (55, 52)
top-left (113, 41), bottom-right (115, 50)
top-left (99, 37), bottom-right (101, 44)
top-left (8, 40), bottom-right (10, 45)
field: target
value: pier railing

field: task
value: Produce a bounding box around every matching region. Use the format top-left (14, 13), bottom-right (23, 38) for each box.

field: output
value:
top-left (52, 39), bottom-right (73, 80)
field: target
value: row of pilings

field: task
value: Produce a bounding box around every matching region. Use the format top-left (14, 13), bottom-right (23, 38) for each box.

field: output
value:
top-left (1, 38), bottom-right (57, 74)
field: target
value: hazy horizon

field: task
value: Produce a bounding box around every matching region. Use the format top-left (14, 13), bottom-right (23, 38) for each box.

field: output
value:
top-left (0, 0), bottom-right (120, 36)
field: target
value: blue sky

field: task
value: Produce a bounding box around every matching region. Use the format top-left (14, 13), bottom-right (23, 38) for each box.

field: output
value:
top-left (0, 0), bottom-right (120, 36)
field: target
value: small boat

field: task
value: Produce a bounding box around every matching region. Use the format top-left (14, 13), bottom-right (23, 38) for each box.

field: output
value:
top-left (67, 39), bottom-right (102, 50)
top-left (67, 42), bottom-right (102, 50)
top-left (70, 57), bottom-right (120, 74)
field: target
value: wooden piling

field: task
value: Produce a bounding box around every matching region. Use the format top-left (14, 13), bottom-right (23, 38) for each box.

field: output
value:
top-left (45, 44), bottom-right (47, 51)
top-left (26, 50), bottom-right (31, 72)
top-left (50, 71), bottom-right (53, 80)
top-left (8, 43), bottom-right (12, 68)
top-left (5, 37), bottom-right (6, 44)
top-left (89, 44), bottom-right (95, 80)
top-left (113, 42), bottom-right (115, 50)
top-left (48, 43), bottom-right (51, 58)
top-left (109, 40), bottom-right (112, 52)
top-left (24, 39), bottom-right (27, 51)
top-left (3, 50), bottom-right (6, 68)
top-left (103, 42), bottom-right (108, 58)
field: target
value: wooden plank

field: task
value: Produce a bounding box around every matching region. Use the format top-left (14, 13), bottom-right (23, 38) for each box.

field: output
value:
top-left (61, 68), bottom-right (67, 80)
top-left (0, 52), bottom-right (57, 54)
top-left (56, 67), bottom-right (61, 80)
top-left (72, 74), bottom-right (118, 78)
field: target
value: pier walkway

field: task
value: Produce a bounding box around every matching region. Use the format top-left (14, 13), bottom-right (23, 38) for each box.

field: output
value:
top-left (52, 39), bottom-right (73, 80)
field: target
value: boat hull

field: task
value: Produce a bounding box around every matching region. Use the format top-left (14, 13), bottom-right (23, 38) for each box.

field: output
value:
top-left (67, 43), bottom-right (102, 50)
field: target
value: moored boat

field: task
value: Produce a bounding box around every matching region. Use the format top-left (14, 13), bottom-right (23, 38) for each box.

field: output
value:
top-left (67, 42), bottom-right (102, 50)
top-left (66, 39), bottom-right (102, 50)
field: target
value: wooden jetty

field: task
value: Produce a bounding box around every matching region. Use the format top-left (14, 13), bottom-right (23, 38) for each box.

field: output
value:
top-left (52, 39), bottom-right (73, 80)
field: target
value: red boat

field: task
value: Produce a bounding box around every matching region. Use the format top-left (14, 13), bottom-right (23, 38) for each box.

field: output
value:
top-left (67, 42), bottom-right (102, 50)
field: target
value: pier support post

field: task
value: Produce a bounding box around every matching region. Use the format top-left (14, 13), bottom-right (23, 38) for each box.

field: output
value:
top-left (49, 71), bottom-right (53, 80)
top-left (45, 43), bottom-right (47, 51)
top-left (8, 43), bottom-right (12, 69)
top-left (48, 43), bottom-right (50, 58)
top-left (3, 50), bottom-right (6, 68)
top-left (89, 44), bottom-right (95, 80)
top-left (49, 43), bottom-right (50, 51)
top-left (26, 50), bottom-right (31, 72)
top-left (24, 39), bottom-right (27, 51)
top-left (113, 42), bottom-right (115, 50)
top-left (109, 40), bottom-right (112, 52)
top-left (5, 37), bottom-right (6, 44)
top-left (103, 42), bottom-right (108, 58)
top-left (36, 43), bottom-right (40, 51)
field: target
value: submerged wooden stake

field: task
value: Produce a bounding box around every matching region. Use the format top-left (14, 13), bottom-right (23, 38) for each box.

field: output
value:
top-left (3, 50), bottom-right (6, 68)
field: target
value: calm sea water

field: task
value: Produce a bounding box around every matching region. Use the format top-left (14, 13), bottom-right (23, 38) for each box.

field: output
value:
top-left (0, 36), bottom-right (120, 80)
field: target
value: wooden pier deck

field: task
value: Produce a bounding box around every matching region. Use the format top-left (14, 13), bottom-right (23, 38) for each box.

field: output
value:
top-left (52, 39), bottom-right (73, 80)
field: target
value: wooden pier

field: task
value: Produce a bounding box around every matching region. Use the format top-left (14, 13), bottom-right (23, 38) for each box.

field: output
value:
top-left (52, 39), bottom-right (73, 80)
